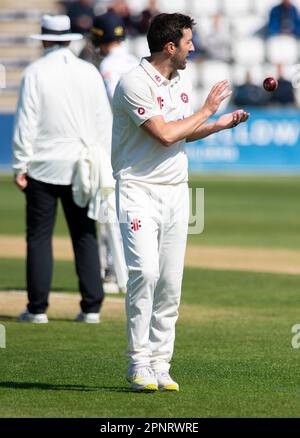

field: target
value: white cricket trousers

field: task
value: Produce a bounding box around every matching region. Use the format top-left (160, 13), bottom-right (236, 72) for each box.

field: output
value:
top-left (116, 180), bottom-right (189, 372)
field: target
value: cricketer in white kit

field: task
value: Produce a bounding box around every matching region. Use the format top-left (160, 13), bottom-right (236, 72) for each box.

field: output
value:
top-left (111, 13), bottom-right (250, 392)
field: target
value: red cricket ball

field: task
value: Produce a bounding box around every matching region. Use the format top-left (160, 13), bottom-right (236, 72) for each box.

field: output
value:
top-left (263, 77), bottom-right (278, 92)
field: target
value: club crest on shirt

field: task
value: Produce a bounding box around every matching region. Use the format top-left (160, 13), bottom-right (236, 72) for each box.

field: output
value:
top-left (131, 218), bottom-right (141, 231)
top-left (137, 107), bottom-right (145, 115)
top-left (181, 92), bottom-right (189, 103)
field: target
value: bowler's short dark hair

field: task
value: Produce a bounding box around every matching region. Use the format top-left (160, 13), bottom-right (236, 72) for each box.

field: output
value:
top-left (147, 13), bottom-right (195, 54)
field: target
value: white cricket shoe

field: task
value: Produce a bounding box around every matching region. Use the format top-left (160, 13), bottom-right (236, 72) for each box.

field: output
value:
top-left (127, 366), bottom-right (158, 392)
top-left (154, 371), bottom-right (179, 391)
top-left (75, 312), bottom-right (100, 323)
top-left (17, 309), bottom-right (48, 324)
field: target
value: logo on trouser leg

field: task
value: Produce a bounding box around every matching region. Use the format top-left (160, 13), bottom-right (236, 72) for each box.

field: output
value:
top-left (131, 218), bottom-right (141, 231)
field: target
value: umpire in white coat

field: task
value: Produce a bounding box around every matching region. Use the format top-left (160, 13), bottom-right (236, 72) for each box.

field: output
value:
top-left (12, 15), bottom-right (113, 324)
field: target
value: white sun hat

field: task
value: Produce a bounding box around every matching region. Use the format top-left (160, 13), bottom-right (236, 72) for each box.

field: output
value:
top-left (30, 15), bottom-right (83, 41)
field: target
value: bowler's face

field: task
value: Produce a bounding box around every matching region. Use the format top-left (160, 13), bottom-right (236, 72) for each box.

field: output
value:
top-left (173, 28), bottom-right (195, 70)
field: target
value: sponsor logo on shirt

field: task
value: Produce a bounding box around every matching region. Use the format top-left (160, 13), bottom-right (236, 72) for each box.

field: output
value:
top-left (138, 107), bottom-right (146, 115)
top-left (157, 96), bottom-right (164, 110)
top-left (131, 218), bottom-right (141, 231)
top-left (155, 75), bottom-right (162, 83)
top-left (181, 92), bottom-right (189, 103)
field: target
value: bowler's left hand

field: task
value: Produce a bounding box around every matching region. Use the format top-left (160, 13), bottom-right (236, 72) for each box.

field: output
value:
top-left (215, 109), bottom-right (250, 131)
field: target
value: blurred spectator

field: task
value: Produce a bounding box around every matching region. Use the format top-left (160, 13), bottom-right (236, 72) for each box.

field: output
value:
top-left (270, 64), bottom-right (296, 105)
top-left (107, 0), bottom-right (129, 16)
top-left (204, 14), bottom-right (231, 62)
top-left (232, 72), bottom-right (270, 106)
top-left (107, 0), bottom-right (135, 35)
top-left (129, 0), bottom-right (160, 35)
top-left (188, 31), bottom-right (202, 62)
top-left (65, 0), bottom-right (95, 34)
top-left (267, 0), bottom-right (300, 37)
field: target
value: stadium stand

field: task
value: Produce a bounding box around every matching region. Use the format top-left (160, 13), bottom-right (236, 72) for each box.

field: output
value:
top-left (2, 0), bottom-right (300, 113)
top-left (0, 0), bottom-right (61, 112)
top-left (266, 35), bottom-right (299, 65)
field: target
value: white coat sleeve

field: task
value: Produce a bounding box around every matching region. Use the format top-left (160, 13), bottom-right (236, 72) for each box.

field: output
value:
top-left (12, 69), bottom-right (39, 175)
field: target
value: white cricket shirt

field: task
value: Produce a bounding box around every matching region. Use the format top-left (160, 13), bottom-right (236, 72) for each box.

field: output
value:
top-left (13, 46), bottom-right (112, 185)
top-left (111, 58), bottom-right (193, 185)
top-left (99, 43), bottom-right (138, 101)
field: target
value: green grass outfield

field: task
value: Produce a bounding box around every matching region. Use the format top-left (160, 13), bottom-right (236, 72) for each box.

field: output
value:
top-left (1, 174), bottom-right (300, 417)
top-left (1, 264), bottom-right (300, 417)
top-left (1, 174), bottom-right (300, 248)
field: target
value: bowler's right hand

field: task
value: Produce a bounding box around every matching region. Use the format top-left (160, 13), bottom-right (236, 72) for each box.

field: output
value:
top-left (15, 173), bottom-right (28, 191)
top-left (202, 80), bottom-right (232, 116)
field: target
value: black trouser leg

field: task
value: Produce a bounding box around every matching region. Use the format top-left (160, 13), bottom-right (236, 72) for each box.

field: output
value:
top-left (60, 186), bottom-right (104, 313)
top-left (26, 178), bottom-right (58, 314)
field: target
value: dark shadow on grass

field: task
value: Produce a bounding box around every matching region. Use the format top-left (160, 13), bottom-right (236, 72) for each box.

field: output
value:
top-left (0, 315), bottom-right (16, 321)
top-left (0, 288), bottom-right (77, 293)
top-left (46, 318), bottom-right (74, 322)
top-left (0, 315), bottom-right (118, 323)
top-left (0, 315), bottom-right (74, 323)
top-left (0, 381), bottom-right (132, 392)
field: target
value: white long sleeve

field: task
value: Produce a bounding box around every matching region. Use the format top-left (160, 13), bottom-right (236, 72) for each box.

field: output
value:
top-left (12, 70), bottom-right (39, 175)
